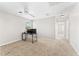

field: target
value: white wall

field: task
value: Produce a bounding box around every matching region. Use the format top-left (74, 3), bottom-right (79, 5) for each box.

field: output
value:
top-left (33, 14), bottom-right (70, 40)
top-left (33, 3), bottom-right (74, 40)
top-left (69, 3), bottom-right (79, 55)
top-left (33, 16), bottom-right (55, 39)
top-left (0, 10), bottom-right (28, 46)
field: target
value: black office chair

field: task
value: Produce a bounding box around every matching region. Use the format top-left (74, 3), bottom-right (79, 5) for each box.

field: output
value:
top-left (22, 29), bottom-right (37, 43)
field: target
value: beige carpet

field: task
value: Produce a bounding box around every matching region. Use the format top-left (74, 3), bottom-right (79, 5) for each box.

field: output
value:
top-left (0, 38), bottom-right (77, 56)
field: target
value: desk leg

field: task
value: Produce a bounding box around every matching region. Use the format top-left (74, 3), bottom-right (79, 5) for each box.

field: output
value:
top-left (22, 33), bottom-right (26, 41)
top-left (36, 34), bottom-right (37, 42)
top-left (32, 34), bottom-right (34, 43)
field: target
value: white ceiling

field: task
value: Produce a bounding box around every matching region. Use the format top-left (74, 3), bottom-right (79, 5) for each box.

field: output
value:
top-left (0, 2), bottom-right (76, 20)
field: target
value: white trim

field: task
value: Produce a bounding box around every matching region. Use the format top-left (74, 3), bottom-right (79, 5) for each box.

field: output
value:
top-left (70, 42), bottom-right (79, 55)
top-left (0, 39), bottom-right (20, 46)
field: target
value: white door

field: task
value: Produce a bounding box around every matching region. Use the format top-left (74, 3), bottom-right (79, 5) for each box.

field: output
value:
top-left (54, 15), bottom-right (66, 40)
top-left (55, 16), bottom-right (66, 40)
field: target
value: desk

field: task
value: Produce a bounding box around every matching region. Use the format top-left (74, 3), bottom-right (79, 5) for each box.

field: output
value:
top-left (22, 29), bottom-right (37, 43)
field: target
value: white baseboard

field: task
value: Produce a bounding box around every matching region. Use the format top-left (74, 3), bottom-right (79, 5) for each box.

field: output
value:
top-left (70, 42), bottom-right (79, 55)
top-left (0, 39), bottom-right (20, 46)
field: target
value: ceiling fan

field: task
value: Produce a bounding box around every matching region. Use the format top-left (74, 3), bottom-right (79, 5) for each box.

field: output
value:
top-left (18, 8), bottom-right (35, 18)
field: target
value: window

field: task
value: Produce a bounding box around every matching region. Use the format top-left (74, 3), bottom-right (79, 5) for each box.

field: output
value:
top-left (25, 20), bottom-right (33, 29)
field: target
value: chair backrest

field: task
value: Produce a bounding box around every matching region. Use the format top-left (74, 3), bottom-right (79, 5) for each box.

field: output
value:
top-left (27, 29), bottom-right (37, 34)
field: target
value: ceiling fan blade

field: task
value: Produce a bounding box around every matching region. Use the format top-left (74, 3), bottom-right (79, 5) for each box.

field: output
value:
top-left (24, 8), bottom-right (35, 17)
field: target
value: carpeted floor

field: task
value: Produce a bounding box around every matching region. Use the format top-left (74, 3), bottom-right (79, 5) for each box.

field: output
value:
top-left (0, 38), bottom-right (77, 56)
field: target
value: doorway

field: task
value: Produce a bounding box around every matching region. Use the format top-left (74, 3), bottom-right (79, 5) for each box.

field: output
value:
top-left (55, 16), bottom-right (66, 40)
